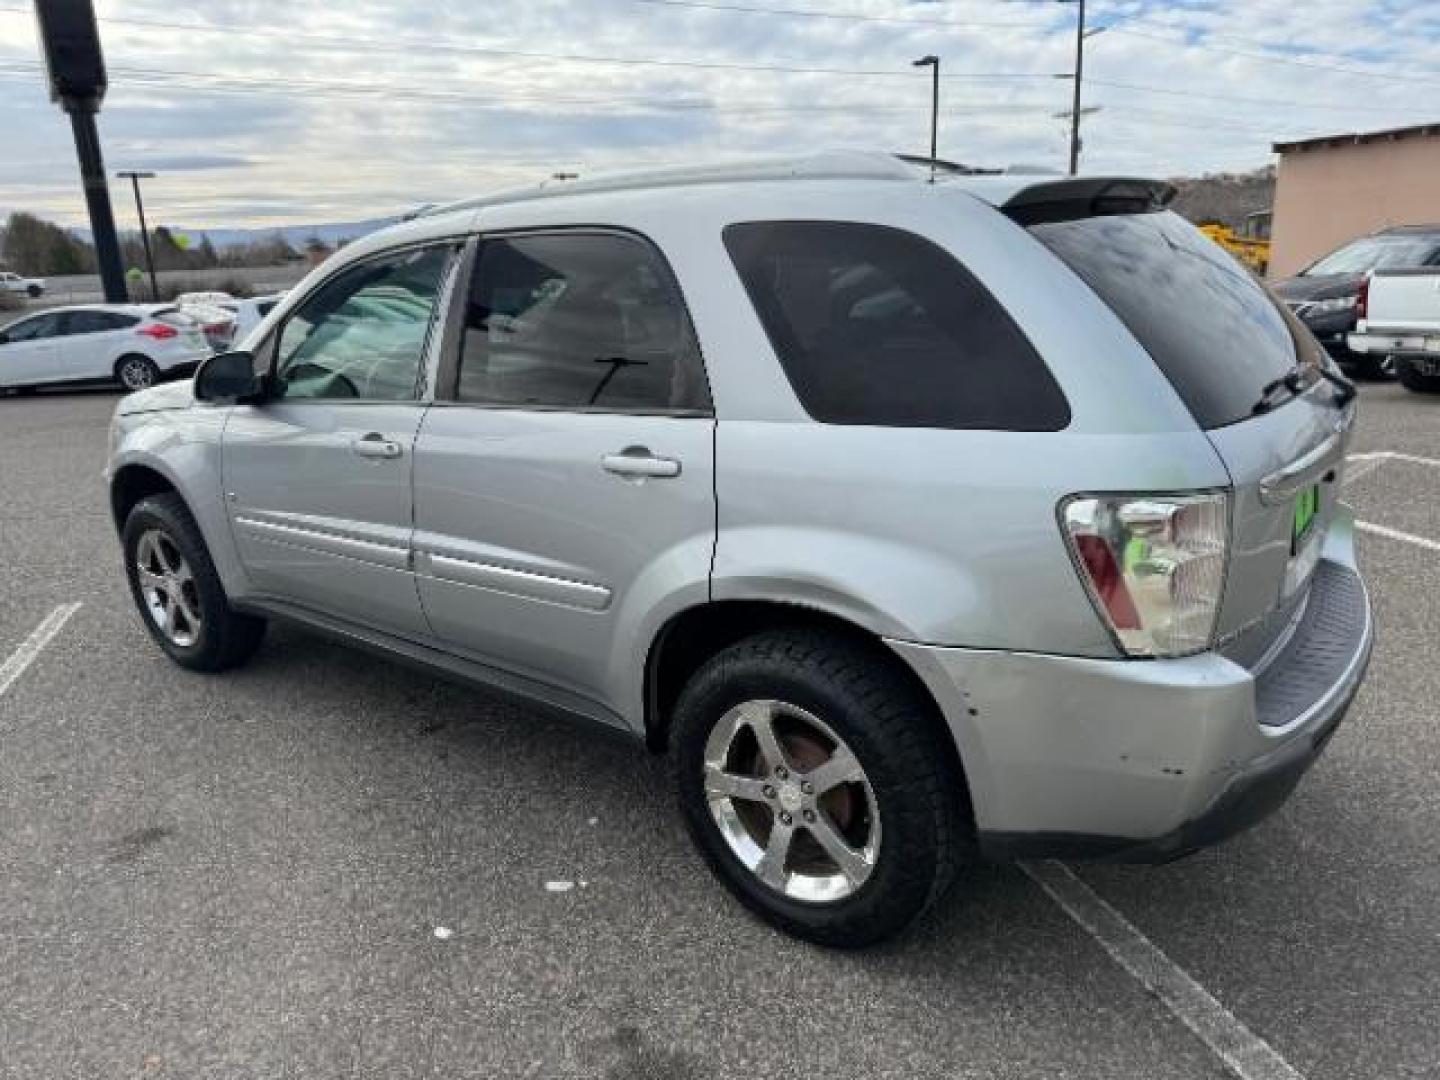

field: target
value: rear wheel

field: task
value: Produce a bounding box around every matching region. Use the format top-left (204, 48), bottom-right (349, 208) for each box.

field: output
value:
top-left (122, 493), bottom-right (266, 671)
top-left (26, 284), bottom-right (41, 298)
top-left (116, 354), bottom-right (160, 391)
top-left (672, 629), bottom-right (967, 947)
top-left (1396, 357), bottom-right (1440, 394)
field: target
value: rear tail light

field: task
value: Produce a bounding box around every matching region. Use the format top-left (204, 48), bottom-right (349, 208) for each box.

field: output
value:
top-left (136, 322), bottom-right (178, 340)
top-left (1356, 274), bottom-right (1370, 321)
top-left (1060, 492), bottom-right (1229, 658)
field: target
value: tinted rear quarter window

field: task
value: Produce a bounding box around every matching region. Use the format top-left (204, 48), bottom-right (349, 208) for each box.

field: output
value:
top-left (723, 221), bottom-right (1069, 430)
top-left (1027, 211), bottom-right (1313, 429)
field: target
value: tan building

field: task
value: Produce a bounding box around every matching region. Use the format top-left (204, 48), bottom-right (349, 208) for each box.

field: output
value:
top-left (1270, 122), bottom-right (1440, 278)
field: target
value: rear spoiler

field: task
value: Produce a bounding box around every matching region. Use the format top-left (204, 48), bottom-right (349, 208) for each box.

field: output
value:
top-left (1002, 177), bottom-right (1176, 227)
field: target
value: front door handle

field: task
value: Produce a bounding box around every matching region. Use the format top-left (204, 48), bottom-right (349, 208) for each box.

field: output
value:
top-left (601, 447), bottom-right (681, 479)
top-left (352, 433), bottom-right (403, 460)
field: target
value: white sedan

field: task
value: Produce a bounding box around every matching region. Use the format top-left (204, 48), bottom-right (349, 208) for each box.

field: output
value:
top-left (216, 292), bottom-right (286, 348)
top-left (0, 304), bottom-right (211, 392)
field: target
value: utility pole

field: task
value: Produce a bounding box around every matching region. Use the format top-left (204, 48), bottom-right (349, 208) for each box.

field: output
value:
top-left (1068, 0), bottom-right (1085, 175)
top-left (912, 55), bottom-right (939, 165)
top-left (118, 170), bottom-right (158, 301)
top-left (1057, 0), bottom-right (1106, 175)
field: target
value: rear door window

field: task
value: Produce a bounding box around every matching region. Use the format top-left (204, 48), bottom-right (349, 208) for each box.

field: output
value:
top-left (1028, 210), bottom-right (1317, 429)
top-left (62, 310), bottom-right (138, 335)
top-left (455, 231), bottom-right (711, 414)
top-left (723, 221), bottom-right (1069, 430)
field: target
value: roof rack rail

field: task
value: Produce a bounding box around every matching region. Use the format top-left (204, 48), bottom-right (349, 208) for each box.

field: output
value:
top-left (894, 154), bottom-right (1004, 177)
top-left (409, 150), bottom-right (922, 220)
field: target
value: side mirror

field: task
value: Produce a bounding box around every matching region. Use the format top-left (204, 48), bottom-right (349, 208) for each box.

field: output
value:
top-left (194, 350), bottom-right (264, 404)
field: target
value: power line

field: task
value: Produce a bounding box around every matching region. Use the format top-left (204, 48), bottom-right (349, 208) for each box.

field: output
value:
top-left (0, 60), bottom-right (1062, 114)
top-left (0, 8), bottom-right (1057, 80)
top-left (1109, 25), bottom-right (1440, 87)
top-left (0, 63), bottom-right (1321, 143)
top-left (1086, 78), bottom-right (1433, 115)
top-left (628, 0), bottom-right (1044, 28)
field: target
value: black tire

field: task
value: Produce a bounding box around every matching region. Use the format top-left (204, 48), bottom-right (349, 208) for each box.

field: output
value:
top-left (672, 628), bottom-right (968, 948)
top-left (122, 493), bottom-right (266, 672)
top-left (1396, 357), bottom-right (1440, 394)
top-left (1340, 353), bottom-right (1387, 380)
top-left (115, 354), bottom-right (161, 391)
top-left (26, 284), bottom-right (41, 298)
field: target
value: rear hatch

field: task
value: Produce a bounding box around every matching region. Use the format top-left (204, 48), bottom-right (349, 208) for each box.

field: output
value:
top-left (151, 306), bottom-right (210, 350)
top-left (1012, 182), bottom-right (1355, 660)
top-left (1365, 268), bottom-right (1440, 334)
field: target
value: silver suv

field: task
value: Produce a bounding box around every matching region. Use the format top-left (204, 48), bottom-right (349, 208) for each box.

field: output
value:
top-left (106, 153), bottom-right (1374, 946)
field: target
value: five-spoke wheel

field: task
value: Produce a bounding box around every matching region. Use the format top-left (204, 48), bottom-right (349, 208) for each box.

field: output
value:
top-left (135, 528), bottom-right (203, 647)
top-left (703, 699), bottom-right (880, 903)
top-left (674, 628), bottom-right (966, 947)
top-left (122, 492), bottom-right (266, 671)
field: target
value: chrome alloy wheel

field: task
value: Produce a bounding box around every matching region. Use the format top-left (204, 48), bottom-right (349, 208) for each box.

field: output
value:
top-left (118, 357), bottom-right (156, 390)
top-left (703, 699), bottom-right (881, 903)
top-left (135, 528), bottom-right (202, 647)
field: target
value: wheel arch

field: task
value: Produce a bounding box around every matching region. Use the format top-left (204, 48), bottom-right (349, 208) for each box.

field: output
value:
top-left (644, 599), bottom-right (967, 785)
top-left (110, 461), bottom-right (181, 533)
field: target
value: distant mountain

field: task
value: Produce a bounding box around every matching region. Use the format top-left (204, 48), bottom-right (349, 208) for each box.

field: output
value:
top-left (1169, 166), bottom-right (1276, 230)
top-left (69, 216), bottom-right (398, 250)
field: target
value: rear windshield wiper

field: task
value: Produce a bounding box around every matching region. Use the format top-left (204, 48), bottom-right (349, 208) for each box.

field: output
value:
top-left (1316, 365), bottom-right (1357, 407)
top-left (1251, 367), bottom-right (1305, 415)
top-left (1251, 363), bottom-right (1356, 415)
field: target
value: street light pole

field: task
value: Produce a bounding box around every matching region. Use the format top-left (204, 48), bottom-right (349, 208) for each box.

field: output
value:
top-left (117, 170), bottom-right (158, 301)
top-left (912, 55), bottom-right (939, 165)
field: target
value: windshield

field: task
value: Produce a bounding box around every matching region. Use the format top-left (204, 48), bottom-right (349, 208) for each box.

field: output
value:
top-left (1029, 210), bottom-right (1322, 429)
top-left (1304, 235), bottom-right (1439, 276)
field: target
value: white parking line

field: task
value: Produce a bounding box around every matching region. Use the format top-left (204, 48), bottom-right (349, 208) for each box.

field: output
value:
top-left (1348, 450), bottom-right (1440, 470)
top-left (1023, 861), bottom-right (1306, 1080)
top-left (1356, 520), bottom-right (1440, 554)
top-left (0, 603), bottom-right (82, 699)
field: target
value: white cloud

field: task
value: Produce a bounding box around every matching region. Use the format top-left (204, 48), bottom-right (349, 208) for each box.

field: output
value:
top-left (0, 0), bottom-right (1435, 226)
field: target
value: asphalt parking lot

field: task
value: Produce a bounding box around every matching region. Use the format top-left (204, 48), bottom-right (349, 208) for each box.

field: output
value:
top-left (1, 383), bottom-right (1437, 1079)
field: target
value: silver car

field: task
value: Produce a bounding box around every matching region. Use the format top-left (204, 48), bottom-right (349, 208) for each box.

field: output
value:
top-left (106, 153), bottom-right (1374, 946)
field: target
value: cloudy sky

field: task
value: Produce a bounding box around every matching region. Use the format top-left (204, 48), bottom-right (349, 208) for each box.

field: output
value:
top-left (1, 0), bottom-right (1438, 229)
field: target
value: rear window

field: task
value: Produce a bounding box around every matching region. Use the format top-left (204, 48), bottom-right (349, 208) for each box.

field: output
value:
top-left (152, 308), bottom-right (197, 328)
top-left (723, 221), bottom-right (1069, 430)
top-left (1027, 210), bottom-right (1315, 429)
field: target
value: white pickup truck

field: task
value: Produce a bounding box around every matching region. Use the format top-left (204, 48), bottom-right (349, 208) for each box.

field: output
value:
top-left (1349, 268), bottom-right (1440, 393)
top-left (0, 271), bottom-right (45, 298)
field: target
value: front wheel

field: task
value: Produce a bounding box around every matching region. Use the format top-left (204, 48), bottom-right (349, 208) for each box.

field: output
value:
top-left (122, 493), bottom-right (266, 671)
top-left (672, 629), bottom-right (967, 947)
top-left (26, 284), bottom-right (41, 298)
top-left (1397, 357), bottom-right (1440, 394)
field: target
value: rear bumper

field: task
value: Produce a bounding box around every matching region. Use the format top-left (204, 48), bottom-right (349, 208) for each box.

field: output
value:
top-left (1348, 330), bottom-right (1440, 356)
top-left (888, 511), bottom-right (1373, 862)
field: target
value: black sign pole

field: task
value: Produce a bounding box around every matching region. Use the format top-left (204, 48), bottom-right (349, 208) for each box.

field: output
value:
top-left (34, 0), bottom-right (127, 302)
top-left (65, 102), bottom-right (126, 302)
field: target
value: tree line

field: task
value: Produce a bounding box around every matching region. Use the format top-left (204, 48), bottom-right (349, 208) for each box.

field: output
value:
top-left (0, 211), bottom-right (335, 276)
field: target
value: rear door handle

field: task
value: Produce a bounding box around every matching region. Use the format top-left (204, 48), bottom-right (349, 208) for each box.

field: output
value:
top-left (352, 433), bottom-right (404, 460)
top-left (601, 448), bottom-right (681, 479)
